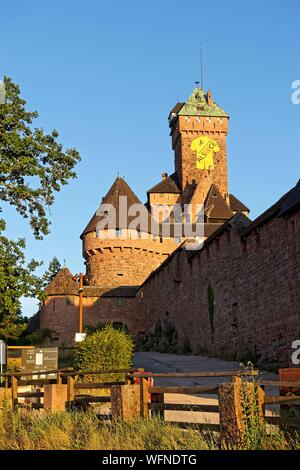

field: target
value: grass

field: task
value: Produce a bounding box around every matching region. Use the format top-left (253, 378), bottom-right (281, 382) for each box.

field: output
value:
top-left (0, 407), bottom-right (299, 450)
top-left (0, 408), bottom-right (213, 450)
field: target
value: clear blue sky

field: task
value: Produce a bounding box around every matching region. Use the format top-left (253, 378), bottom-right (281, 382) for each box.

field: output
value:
top-left (1, 0), bottom-right (299, 315)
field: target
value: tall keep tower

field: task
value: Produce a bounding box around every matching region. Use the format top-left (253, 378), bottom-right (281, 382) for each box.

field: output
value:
top-left (169, 86), bottom-right (229, 205)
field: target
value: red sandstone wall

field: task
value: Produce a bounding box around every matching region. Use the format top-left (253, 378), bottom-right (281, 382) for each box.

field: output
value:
top-left (40, 295), bottom-right (145, 346)
top-left (173, 116), bottom-right (229, 202)
top-left (83, 232), bottom-right (178, 288)
top-left (139, 209), bottom-right (300, 367)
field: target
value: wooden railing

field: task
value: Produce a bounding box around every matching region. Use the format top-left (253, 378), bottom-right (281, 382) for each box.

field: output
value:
top-left (257, 379), bottom-right (300, 430)
top-left (1, 368), bottom-right (300, 433)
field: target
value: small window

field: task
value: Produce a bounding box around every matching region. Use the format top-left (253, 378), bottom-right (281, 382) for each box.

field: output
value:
top-left (117, 273), bottom-right (124, 277)
top-left (116, 297), bottom-right (123, 306)
top-left (52, 300), bottom-right (56, 312)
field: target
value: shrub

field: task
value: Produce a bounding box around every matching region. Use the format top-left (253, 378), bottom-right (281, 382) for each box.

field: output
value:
top-left (73, 324), bottom-right (134, 382)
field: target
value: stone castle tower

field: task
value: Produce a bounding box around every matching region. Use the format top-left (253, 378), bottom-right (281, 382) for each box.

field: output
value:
top-left (81, 177), bottom-right (178, 290)
top-left (170, 86), bottom-right (229, 204)
top-left (40, 84), bottom-right (249, 345)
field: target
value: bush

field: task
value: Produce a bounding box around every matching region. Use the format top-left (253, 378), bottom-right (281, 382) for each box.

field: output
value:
top-left (73, 324), bottom-right (134, 383)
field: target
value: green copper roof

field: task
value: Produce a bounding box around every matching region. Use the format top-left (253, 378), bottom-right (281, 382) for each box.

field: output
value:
top-left (177, 86), bottom-right (228, 118)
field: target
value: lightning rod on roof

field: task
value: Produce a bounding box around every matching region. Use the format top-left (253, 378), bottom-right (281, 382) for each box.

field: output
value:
top-left (200, 43), bottom-right (203, 89)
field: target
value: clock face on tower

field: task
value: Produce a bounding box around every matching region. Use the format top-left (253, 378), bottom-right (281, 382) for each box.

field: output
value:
top-left (191, 136), bottom-right (220, 170)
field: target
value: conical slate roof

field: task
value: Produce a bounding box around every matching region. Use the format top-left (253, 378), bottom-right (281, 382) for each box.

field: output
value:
top-left (81, 177), bottom-right (144, 237)
top-left (45, 268), bottom-right (79, 296)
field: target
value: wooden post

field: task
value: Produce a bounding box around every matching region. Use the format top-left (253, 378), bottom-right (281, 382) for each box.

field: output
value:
top-left (111, 384), bottom-right (141, 422)
top-left (79, 272), bottom-right (83, 333)
top-left (56, 372), bottom-right (62, 384)
top-left (140, 378), bottom-right (149, 418)
top-left (44, 384), bottom-right (68, 412)
top-left (219, 376), bottom-right (265, 449)
top-left (11, 376), bottom-right (18, 410)
top-left (151, 392), bottom-right (165, 420)
top-left (67, 376), bottom-right (75, 403)
top-left (0, 388), bottom-right (11, 409)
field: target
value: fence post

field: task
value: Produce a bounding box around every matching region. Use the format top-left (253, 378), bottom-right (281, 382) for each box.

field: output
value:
top-left (219, 376), bottom-right (265, 449)
top-left (0, 387), bottom-right (11, 409)
top-left (151, 392), bottom-right (165, 420)
top-left (44, 384), bottom-right (68, 412)
top-left (111, 384), bottom-right (141, 423)
top-left (140, 378), bottom-right (149, 418)
top-left (67, 376), bottom-right (75, 404)
top-left (11, 375), bottom-right (18, 410)
top-left (56, 372), bottom-right (62, 385)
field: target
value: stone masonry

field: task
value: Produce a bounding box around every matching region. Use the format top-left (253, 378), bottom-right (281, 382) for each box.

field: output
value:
top-left (37, 82), bottom-right (300, 367)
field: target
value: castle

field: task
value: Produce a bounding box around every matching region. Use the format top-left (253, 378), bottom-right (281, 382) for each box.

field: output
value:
top-left (39, 84), bottom-right (300, 368)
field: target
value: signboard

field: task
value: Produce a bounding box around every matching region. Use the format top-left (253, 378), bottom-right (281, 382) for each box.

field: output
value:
top-left (75, 333), bottom-right (86, 343)
top-left (0, 340), bottom-right (6, 380)
top-left (0, 340), bottom-right (6, 365)
top-left (21, 347), bottom-right (58, 379)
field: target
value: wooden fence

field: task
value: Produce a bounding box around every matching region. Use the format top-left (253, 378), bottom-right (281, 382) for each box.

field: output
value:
top-left (1, 368), bottom-right (300, 438)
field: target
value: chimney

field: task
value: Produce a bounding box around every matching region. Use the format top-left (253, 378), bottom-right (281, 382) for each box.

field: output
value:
top-left (161, 172), bottom-right (168, 180)
top-left (207, 90), bottom-right (213, 106)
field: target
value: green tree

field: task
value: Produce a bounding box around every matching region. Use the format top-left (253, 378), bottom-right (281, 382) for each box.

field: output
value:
top-left (0, 76), bottom-right (80, 239)
top-left (41, 257), bottom-right (61, 287)
top-left (0, 77), bottom-right (80, 341)
top-left (0, 229), bottom-right (41, 341)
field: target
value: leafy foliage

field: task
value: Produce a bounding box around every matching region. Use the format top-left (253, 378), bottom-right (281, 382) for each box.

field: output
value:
top-left (73, 324), bottom-right (134, 383)
top-left (0, 76), bottom-right (80, 340)
top-left (0, 231), bottom-right (41, 341)
top-left (0, 236), bottom-right (62, 342)
top-left (0, 77), bottom-right (80, 239)
top-left (41, 257), bottom-right (61, 288)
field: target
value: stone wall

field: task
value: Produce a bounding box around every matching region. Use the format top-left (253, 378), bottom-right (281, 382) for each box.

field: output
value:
top-left (83, 231), bottom-right (178, 288)
top-left (40, 294), bottom-right (145, 346)
top-left (173, 115), bottom-right (229, 202)
top-left (138, 206), bottom-right (300, 367)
